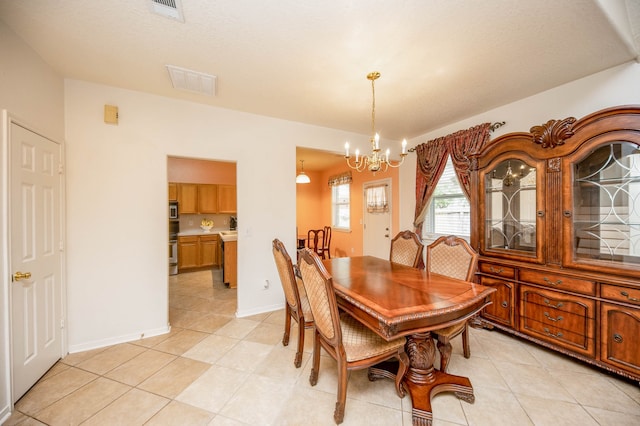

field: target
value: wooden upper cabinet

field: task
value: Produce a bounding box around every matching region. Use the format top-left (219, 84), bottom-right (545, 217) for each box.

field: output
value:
top-left (168, 182), bottom-right (178, 201)
top-left (218, 185), bottom-right (237, 213)
top-left (177, 183), bottom-right (198, 214)
top-left (175, 182), bottom-right (236, 214)
top-left (198, 184), bottom-right (218, 214)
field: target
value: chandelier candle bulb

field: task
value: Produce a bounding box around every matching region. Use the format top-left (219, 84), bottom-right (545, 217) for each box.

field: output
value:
top-left (355, 149), bottom-right (360, 162)
top-left (402, 139), bottom-right (407, 154)
top-left (375, 133), bottom-right (380, 150)
top-left (345, 142), bottom-right (349, 157)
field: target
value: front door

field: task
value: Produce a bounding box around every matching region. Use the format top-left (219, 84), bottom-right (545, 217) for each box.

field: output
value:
top-left (363, 179), bottom-right (392, 259)
top-left (10, 121), bottom-right (64, 402)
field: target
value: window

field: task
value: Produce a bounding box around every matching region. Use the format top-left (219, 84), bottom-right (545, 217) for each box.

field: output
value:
top-left (423, 156), bottom-right (470, 239)
top-left (332, 183), bottom-right (350, 230)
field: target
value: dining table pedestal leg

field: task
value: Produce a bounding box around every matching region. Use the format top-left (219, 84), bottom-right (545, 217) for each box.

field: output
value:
top-left (403, 331), bottom-right (475, 426)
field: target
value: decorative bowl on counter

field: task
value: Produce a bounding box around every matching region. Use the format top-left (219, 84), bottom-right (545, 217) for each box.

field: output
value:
top-left (200, 219), bottom-right (214, 232)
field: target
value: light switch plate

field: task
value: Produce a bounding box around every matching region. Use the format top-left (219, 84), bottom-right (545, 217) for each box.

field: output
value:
top-left (104, 105), bottom-right (118, 124)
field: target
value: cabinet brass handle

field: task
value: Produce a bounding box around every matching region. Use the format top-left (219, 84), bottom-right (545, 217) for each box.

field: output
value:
top-left (489, 266), bottom-right (504, 274)
top-left (544, 312), bottom-right (563, 322)
top-left (613, 333), bottom-right (623, 344)
top-left (620, 291), bottom-right (639, 302)
top-left (543, 298), bottom-right (563, 309)
top-left (543, 327), bottom-right (563, 338)
top-left (501, 301), bottom-right (508, 308)
top-left (543, 277), bottom-right (563, 286)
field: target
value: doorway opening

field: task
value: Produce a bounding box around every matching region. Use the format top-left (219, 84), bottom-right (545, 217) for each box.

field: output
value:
top-left (167, 156), bottom-right (237, 323)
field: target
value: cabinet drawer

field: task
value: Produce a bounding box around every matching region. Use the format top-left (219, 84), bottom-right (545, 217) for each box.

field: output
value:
top-left (520, 317), bottom-right (594, 355)
top-left (601, 284), bottom-right (640, 306)
top-left (521, 304), bottom-right (589, 332)
top-left (479, 262), bottom-right (515, 279)
top-left (519, 270), bottom-right (595, 295)
top-left (520, 285), bottom-right (595, 355)
top-left (520, 285), bottom-right (596, 318)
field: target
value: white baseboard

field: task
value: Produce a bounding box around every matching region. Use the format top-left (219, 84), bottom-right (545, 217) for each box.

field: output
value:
top-left (67, 324), bottom-right (170, 354)
top-left (235, 302), bottom-right (284, 318)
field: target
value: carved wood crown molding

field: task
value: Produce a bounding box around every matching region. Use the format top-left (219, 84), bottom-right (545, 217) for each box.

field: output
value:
top-left (530, 117), bottom-right (577, 149)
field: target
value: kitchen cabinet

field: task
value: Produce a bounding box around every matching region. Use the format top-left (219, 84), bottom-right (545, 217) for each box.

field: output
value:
top-left (177, 236), bottom-right (199, 269)
top-left (198, 184), bottom-right (218, 214)
top-left (199, 234), bottom-right (218, 267)
top-left (471, 106), bottom-right (640, 381)
top-left (178, 234), bottom-right (219, 271)
top-left (175, 183), bottom-right (234, 214)
top-left (177, 183), bottom-right (198, 214)
top-left (168, 182), bottom-right (178, 201)
top-left (218, 184), bottom-right (237, 213)
top-left (222, 239), bottom-right (238, 288)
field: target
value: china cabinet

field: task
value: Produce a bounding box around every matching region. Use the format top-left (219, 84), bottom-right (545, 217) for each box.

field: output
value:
top-left (471, 106), bottom-right (640, 381)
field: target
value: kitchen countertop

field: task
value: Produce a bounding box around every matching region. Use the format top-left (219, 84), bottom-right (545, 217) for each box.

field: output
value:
top-left (177, 228), bottom-right (238, 241)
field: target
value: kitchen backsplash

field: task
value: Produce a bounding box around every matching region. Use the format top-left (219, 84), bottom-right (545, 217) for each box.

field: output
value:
top-left (179, 214), bottom-right (234, 232)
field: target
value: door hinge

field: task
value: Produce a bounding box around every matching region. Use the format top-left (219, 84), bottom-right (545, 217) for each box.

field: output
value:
top-left (59, 240), bottom-right (64, 251)
top-left (58, 163), bottom-right (64, 174)
top-left (60, 319), bottom-right (65, 329)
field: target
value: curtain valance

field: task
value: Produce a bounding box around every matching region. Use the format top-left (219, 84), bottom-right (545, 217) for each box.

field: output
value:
top-left (328, 171), bottom-right (352, 187)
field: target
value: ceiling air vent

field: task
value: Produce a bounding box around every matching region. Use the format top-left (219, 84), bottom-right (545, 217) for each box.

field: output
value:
top-left (166, 65), bottom-right (217, 97)
top-left (150, 0), bottom-right (184, 22)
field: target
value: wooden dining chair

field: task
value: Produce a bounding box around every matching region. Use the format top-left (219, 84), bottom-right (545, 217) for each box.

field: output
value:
top-left (272, 239), bottom-right (314, 368)
top-left (426, 235), bottom-right (479, 372)
top-left (319, 225), bottom-right (332, 259)
top-left (307, 228), bottom-right (325, 258)
top-left (389, 230), bottom-right (424, 268)
top-left (297, 248), bottom-right (409, 424)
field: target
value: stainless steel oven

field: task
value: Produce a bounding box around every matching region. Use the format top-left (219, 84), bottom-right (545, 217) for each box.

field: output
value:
top-left (169, 220), bottom-right (179, 275)
top-left (169, 239), bottom-right (178, 275)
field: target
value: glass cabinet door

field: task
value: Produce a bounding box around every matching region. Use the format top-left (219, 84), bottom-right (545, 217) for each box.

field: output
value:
top-left (484, 158), bottom-right (538, 256)
top-left (570, 142), bottom-right (640, 269)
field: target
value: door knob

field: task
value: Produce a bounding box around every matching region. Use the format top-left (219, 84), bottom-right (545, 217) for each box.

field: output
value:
top-left (13, 271), bottom-right (31, 281)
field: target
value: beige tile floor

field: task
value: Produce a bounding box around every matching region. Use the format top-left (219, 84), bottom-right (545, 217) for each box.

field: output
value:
top-left (5, 268), bottom-right (640, 425)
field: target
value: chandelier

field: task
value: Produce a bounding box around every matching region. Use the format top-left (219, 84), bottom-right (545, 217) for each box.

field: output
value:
top-left (344, 72), bottom-right (407, 172)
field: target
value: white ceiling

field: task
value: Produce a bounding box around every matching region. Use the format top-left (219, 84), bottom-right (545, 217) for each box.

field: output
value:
top-left (2, 1), bottom-right (639, 170)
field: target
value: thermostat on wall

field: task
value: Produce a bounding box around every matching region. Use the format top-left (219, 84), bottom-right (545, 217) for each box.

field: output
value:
top-left (104, 105), bottom-right (118, 124)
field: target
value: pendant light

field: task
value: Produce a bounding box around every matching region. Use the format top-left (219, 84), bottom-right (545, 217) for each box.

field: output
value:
top-left (296, 160), bottom-right (311, 184)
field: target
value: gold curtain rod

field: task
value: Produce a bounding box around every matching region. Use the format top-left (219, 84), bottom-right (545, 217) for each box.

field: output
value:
top-left (406, 121), bottom-right (506, 153)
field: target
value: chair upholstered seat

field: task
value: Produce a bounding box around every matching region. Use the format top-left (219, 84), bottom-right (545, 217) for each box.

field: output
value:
top-left (339, 313), bottom-right (405, 362)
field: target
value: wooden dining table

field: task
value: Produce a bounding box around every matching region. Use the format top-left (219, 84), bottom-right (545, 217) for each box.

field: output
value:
top-left (322, 256), bottom-right (496, 426)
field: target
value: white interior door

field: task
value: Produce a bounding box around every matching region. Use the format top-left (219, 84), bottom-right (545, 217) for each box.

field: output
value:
top-left (10, 122), bottom-right (63, 402)
top-left (363, 179), bottom-right (392, 259)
